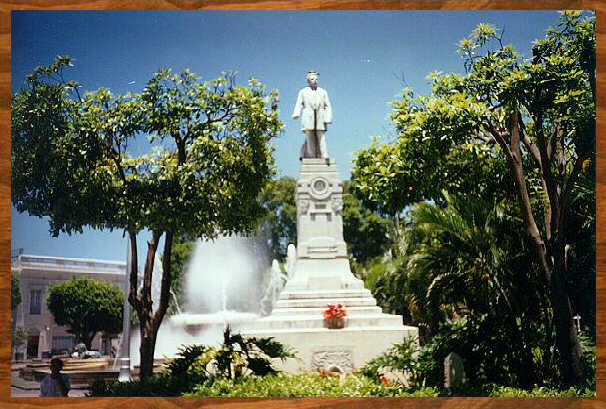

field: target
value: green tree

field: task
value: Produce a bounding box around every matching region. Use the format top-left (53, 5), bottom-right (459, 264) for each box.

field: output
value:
top-left (11, 269), bottom-right (21, 316)
top-left (342, 185), bottom-right (391, 264)
top-left (11, 326), bottom-right (27, 359)
top-left (11, 57), bottom-right (282, 378)
top-left (352, 12), bottom-right (594, 386)
top-left (46, 279), bottom-right (124, 349)
top-left (259, 177), bottom-right (297, 261)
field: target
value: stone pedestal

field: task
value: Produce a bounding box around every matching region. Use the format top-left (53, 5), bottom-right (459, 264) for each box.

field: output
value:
top-left (239, 159), bottom-right (417, 373)
top-left (285, 159), bottom-right (363, 291)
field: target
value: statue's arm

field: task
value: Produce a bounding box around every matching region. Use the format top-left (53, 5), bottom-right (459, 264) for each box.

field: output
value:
top-left (292, 89), bottom-right (304, 119)
top-left (323, 90), bottom-right (333, 124)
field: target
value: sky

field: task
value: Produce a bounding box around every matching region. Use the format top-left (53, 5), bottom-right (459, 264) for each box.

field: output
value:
top-left (10, 10), bottom-right (564, 264)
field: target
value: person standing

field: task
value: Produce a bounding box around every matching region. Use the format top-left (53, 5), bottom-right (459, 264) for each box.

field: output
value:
top-left (292, 71), bottom-right (333, 160)
top-left (40, 358), bottom-right (70, 397)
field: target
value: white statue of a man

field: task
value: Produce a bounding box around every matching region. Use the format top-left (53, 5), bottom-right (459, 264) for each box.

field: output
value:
top-left (292, 71), bottom-right (332, 160)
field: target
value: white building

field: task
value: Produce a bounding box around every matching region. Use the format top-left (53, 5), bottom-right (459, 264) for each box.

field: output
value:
top-left (11, 254), bottom-right (126, 360)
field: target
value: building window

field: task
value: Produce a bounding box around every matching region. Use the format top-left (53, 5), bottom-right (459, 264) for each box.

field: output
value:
top-left (29, 290), bottom-right (41, 315)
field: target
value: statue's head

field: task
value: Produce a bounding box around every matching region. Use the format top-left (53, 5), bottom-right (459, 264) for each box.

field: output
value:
top-left (306, 71), bottom-right (319, 87)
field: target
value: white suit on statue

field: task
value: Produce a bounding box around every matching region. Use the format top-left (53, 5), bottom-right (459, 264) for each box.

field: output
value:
top-left (292, 87), bottom-right (332, 131)
top-left (292, 86), bottom-right (332, 159)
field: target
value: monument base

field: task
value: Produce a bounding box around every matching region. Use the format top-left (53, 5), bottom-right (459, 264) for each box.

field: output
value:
top-left (240, 158), bottom-right (418, 372)
top-left (239, 326), bottom-right (417, 373)
top-left (238, 284), bottom-right (418, 373)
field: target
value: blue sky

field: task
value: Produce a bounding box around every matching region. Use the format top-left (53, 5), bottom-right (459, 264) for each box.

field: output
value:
top-left (11, 10), bottom-right (563, 264)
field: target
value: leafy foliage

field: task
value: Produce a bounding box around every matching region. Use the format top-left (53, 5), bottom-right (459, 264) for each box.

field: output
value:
top-left (11, 270), bottom-right (21, 312)
top-left (46, 279), bottom-right (124, 348)
top-left (11, 326), bottom-right (27, 353)
top-left (170, 326), bottom-right (296, 380)
top-left (362, 324), bottom-right (594, 396)
top-left (12, 57), bottom-right (283, 378)
top-left (360, 336), bottom-right (434, 388)
top-left (351, 12), bottom-right (595, 386)
top-left (187, 373), bottom-right (438, 397)
top-left (342, 187), bottom-right (391, 263)
top-left (259, 177), bottom-right (298, 261)
top-left (361, 191), bottom-right (596, 389)
top-left (90, 327), bottom-right (296, 397)
top-left (89, 374), bottom-right (187, 397)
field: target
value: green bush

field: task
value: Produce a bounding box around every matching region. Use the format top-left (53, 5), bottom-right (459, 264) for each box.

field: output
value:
top-left (360, 329), bottom-right (596, 398)
top-left (89, 327), bottom-right (296, 397)
top-left (481, 384), bottom-right (594, 398)
top-left (360, 336), bottom-right (436, 388)
top-left (187, 373), bottom-right (438, 397)
top-left (89, 374), bottom-right (188, 397)
top-left (172, 326), bottom-right (295, 380)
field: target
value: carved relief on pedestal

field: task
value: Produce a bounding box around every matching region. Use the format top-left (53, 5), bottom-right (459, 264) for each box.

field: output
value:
top-left (311, 349), bottom-right (354, 373)
top-left (331, 197), bottom-right (343, 215)
top-left (298, 198), bottom-right (310, 215)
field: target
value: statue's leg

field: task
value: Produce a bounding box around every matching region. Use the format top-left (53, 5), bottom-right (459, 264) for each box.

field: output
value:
top-left (317, 131), bottom-right (328, 158)
top-left (305, 130), bottom-right (317, 158)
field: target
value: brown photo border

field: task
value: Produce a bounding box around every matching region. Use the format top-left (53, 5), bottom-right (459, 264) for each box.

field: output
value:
top-left (0, 1), bottom-right (604, 408)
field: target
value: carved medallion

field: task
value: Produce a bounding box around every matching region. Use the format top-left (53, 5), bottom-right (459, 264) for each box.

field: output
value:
top-left (309, 177), bottom-right (331, 200)
top-left (311, 350), bottom-right (354, 373)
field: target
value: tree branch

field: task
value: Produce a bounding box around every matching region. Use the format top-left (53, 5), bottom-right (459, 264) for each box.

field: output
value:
top-left (518, 123), bottom-right (542, 168)
top-left (533, 112), bottom-right (560, 245)
top-left (153, 231), bottom-right (174, 332)
top-left (485, 123), bottom-right (513, 159)
top-left (558, 155), bottom-right (585, 237)
top-left (508, 112), bottom-right (552, 284)
top-left (128, 232), bottom-right (141, 309)
top-left (143, 231), bottom-right (162, 312)
top-left (473, 131), bottom-right (495, 144)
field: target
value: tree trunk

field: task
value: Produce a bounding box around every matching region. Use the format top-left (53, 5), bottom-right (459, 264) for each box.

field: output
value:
top-left (138, 323), bottom-right (157, 379)
top-left (132, 231), bottom-right (161, 380)
top-left (130, 230), bottom-right (176, 381)
top-left (503, 114), bottom-right (584, 387)
top-left (550, 242), bottom-right (584, 385)
top-left (84, 331), bottom-right (96, 350)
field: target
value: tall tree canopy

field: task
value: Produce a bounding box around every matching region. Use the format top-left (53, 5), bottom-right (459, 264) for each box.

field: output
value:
top-left (46, 279), bottom-right (124, 349)
top-left (12, 57), bottom-right (282, 378)
top-left (351, 12), bottom-right (595, 386)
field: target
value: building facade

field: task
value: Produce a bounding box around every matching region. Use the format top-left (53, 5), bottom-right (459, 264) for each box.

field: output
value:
top-left (11, 254), bottom-right (126, 360)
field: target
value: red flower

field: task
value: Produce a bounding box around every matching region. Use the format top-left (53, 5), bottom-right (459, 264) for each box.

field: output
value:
top-left (323, 304), bottom-right (346, 319)
top-left (380, 375), bottom-right (390, 386)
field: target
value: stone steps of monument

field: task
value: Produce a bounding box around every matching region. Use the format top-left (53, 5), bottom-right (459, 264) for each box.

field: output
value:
top-left (238, 313), bottom-right (404, 331)
top-left (275, 297), bottom-right (377, 309)
top-left (279, 288), bottom-right (373, 300)
top-left (240, 324), bottom-right (416, 336)
top-left (269, 306), bottom-right (383, 317)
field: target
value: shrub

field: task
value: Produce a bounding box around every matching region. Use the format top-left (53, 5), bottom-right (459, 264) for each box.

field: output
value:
top-left (178, 326), bottom-right (295, 379)
top-left (89, 327), bottom-right (296, 397)
top-left (89, 374), bottom-right (187, 397)
top-left (187, 373), bottom-right (438, 397)
top-left (578, 333), bottom-right (596, 390)
top-left (360, 336), bottom-right (435, 388)
top-left (483, 384), bottom-right (594, 398)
